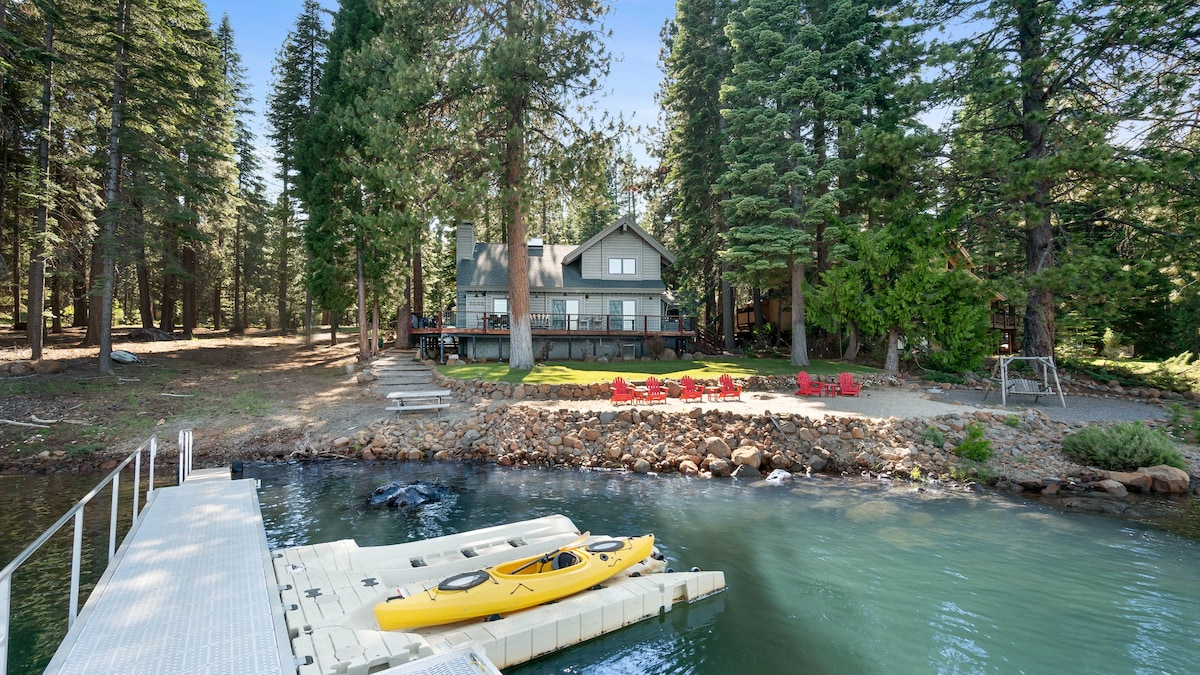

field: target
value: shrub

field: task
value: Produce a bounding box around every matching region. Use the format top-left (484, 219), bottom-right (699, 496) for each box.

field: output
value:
top-left (953, 422), bottom-right (992, 462)
top-left (1060, 422), bottom-right (1186, 471)
top-left (921, 371), bottom-right (966, 385)
top-left (922, 426), bottom-right (946, 448)
top-left (644, 336), bottom-right (666, 359)
top-left (1004, 415), bottom-right (1021, 428)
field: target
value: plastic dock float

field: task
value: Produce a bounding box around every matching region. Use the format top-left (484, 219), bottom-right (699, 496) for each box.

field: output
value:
top-left (272, 515), bottom-right (725, 675)
top-left (44, 469), bottom-right (292, 675)
top-left (290, 569), bottom-right (724, 674)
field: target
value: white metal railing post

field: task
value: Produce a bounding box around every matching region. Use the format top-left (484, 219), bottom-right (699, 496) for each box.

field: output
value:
top-left (148, 436), bottom-right (156, 501)
top-left (1, 574), bottom-right (10, 675)
top-left (108, 472), bottom-right (120, 562)
top-left (68, 510), bottom-right (83, 628)
top-left (133, 450), bottom-right (142, 524)
top-left (0, 435), bottom-right (163, 674)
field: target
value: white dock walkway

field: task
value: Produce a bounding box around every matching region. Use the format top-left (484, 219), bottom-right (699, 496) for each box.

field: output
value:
top-left (44, 469), bottom-right (293, 675)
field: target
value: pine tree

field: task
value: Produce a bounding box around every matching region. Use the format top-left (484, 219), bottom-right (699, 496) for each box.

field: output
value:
top-left (267, 0), bottom-right (327, 337)
top-left (658, 0), bottom-right (733, 347)
top-left (929, 0), bottom-right (1200, 358)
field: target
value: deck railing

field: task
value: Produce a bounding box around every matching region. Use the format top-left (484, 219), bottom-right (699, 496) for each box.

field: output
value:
top-left (0, 431), bottom-right (190, 675)
top-left (442, 311), bottom-right (696, 334)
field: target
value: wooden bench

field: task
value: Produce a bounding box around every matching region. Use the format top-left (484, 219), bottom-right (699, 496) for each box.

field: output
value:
top-left (385, 389), bottom-right (452, 413)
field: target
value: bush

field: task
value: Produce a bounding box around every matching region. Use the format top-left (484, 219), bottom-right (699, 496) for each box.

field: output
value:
top-left (644, 336), bottom-right (666, 360)
top-left (953, 422), bottom-right (991, 462)
top-left (1061, 422), bottom-right (1186, 472)
top-left (922, 426), bottom-right (946, 448)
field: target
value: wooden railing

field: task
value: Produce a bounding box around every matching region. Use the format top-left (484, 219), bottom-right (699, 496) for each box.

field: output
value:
top-left (437, 312), bottom-right (697, 335)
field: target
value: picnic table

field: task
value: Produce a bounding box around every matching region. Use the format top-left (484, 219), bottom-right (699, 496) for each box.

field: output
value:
top-left (385, 389), bottom-right (453, 413)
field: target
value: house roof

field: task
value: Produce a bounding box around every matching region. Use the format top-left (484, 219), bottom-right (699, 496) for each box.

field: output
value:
top-left (562, 215), bottom-right (677, 266)
top-left (456, 243), bottom-right (667, 292)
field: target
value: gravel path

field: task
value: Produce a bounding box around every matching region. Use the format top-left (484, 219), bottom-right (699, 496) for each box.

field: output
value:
top-left (922, 386), bottom-right (1172, 425)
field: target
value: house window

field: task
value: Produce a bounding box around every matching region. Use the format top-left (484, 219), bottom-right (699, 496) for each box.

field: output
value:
top-left (608, 258), bottom-right (636, 275)
top-left (610, 299), bottom-right (637, 330)
top-left (493, 298), bottom-right (508, 314)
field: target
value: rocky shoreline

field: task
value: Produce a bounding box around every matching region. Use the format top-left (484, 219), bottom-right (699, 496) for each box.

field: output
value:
top-left (302, 375), bottom-right (1200, 518)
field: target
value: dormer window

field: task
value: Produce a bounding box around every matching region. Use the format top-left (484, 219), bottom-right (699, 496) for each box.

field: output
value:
top-left (608, 258), bottom-right (636, 275)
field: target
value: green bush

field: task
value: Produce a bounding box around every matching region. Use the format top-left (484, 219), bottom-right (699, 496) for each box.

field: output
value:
top-left (953, 422), bottom-right (992, 462)
top-left (921, 371), bottom-right (966, 385)
top-left (922, 426), bottom-right (946, 448)
top-left (1061, 422), bottom-right (1186, 471)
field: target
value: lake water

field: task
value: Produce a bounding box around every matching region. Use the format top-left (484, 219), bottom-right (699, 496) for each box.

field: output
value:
top-left (248, 462), bottom-right (1200, 674)
top-left (4, 463), bottom-right (1199, 674)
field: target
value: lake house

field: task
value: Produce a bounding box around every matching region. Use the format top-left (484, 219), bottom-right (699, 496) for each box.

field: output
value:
top-left (431, 216), bottom-right (696, 361)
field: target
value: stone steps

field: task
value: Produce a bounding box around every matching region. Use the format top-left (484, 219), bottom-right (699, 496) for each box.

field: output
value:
top-left (372, 351), bottom-right (438, 397)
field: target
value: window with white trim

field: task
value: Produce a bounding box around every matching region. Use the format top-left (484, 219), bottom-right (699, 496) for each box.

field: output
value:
top-left (608, 258), bottom-right (636, 275)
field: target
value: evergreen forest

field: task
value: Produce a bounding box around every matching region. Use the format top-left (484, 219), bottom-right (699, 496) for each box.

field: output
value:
top-left (1, 0), bottom-right (1198, 374)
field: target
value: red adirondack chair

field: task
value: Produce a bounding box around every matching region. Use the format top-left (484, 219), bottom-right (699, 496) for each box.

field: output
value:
top-left (795, 371), bottom-right (823, 397)
top-left (679, 376), bottom-right (704, 402)
top-left (643, 376), bottom-right (668, 404)
top-left (837, 372), bottom-right (861, 397)
top-left (610, 377), bottom-right (635, 405)
top-left (717, 374), bottom-right (742, 401)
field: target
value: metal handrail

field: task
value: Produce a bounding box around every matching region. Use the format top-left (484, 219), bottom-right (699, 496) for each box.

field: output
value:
top-left (0, 432), bottom-right (186, 675)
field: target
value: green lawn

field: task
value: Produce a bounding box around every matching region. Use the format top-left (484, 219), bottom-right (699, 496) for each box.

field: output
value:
top-left (438, 357), bottom-right (878, 385)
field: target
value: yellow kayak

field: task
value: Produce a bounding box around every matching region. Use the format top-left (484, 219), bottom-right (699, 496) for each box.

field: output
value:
top-left (374, 534), bottom-right (655, 631)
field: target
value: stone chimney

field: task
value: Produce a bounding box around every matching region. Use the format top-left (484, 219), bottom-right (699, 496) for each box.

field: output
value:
top-left (456, 222), bottom-right (475, 261)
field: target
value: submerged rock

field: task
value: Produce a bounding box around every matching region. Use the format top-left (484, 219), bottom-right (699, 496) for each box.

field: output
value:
top-left (368, 480), bottom-right (447, 509)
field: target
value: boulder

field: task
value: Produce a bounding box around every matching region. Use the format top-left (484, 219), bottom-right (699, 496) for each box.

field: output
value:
top-left (632, 458), bottom-right (653, 473)
top-left (1092, 479), bottom-right (1127, 498)
top-left (34, 360), bottom-right (64, 375)
top-left (731, 446), bottom-right (762, 470)
top-left (1138, 465), bottom-right (1191, 494)
top-left (731, 464), bottom-right (760, 479)
top-left (708, 458), bottom-right (732, 477)
top-left (1103, 470), bottom-right (1153, 493)
top-left (702, 436), bottom-right (731, 460)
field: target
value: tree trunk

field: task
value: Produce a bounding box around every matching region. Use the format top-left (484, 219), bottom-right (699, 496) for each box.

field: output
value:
top-left (71, 250), bottom-right (87, 327)
top-left (50, 274), bottom-right (62, 333)
top-left (97, 0), bottom-right (130, 374)
top-left (277, 191), bottom-right (290, 333)
top-left (721, 269), bottom-right (735, 352)
top-left (1017, 0), bottom-right (1055, 358)
top-left (355, 243), bottom-right (368, 362)
top-left (397, 273), bottom-right (411, 349)
top-left (412, 233), bottom-right (424, 318)
top-left (134, 205), bottom-right (153, 328)
top-left (842, 322), bottom-right (860, 361)
top-left (181, 242), bottom-right (196, 338)
top-left (884, 325), bottom-right (900, 372)
top-left (231, 210), bottom-right (242, 334)
top-left (329, 314), bottom-right (338, 346)
top-left (789, 256), bottom-right (809, 367)
top-left (503, 98), bottom-right (533, 370)
top-left (28, 9), bottom-right (53, 359)
top-left (82, 240), bottom-right (102, 346)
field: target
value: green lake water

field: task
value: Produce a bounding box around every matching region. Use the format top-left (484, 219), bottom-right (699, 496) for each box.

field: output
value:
top-left (4, 462), bottom-right (1199, 674)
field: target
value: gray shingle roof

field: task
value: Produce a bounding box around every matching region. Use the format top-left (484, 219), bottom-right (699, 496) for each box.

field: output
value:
top-left (457, 243), bottom-right (666, 292)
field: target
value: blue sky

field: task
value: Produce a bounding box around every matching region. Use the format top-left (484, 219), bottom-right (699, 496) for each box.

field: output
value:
top-left (202, 0), bottom-right (675, 186)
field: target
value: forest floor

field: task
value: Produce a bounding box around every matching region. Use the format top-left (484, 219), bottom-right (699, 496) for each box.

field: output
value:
top-left (0, 327), bottom-right (389, 473)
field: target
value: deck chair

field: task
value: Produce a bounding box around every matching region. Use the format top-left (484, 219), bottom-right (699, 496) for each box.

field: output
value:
top-left (679, 376), bottom-right (704, 402)
top-left (643, 376), bottom-right (668, 403)
top-left (795, 371), bottom-right (823, 397)
top-left (717, 374), bottom-right (742, 401)
top-left (837, 372), bottom-right (861, 397)
top-left (610, 377), bottom-right (635, 405)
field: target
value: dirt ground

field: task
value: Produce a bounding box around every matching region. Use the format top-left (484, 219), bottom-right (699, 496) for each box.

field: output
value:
top-left (0, 327), bottom-right (388, 473)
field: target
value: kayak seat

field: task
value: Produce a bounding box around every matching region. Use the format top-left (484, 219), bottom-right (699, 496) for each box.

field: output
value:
top-left (551, 552), bottom-right (578, 570)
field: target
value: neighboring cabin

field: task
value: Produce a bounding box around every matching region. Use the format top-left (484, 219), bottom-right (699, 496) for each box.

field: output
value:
top-left (440, 216), bottom-right (696, 362)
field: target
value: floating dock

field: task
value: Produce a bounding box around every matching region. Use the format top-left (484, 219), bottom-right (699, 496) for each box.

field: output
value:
top-left (275, 518), bottom-right (726, 674)
top-left (39, 472), bottom-right (724, 675)
top-left (43, 469), bottom-right (293, 675)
